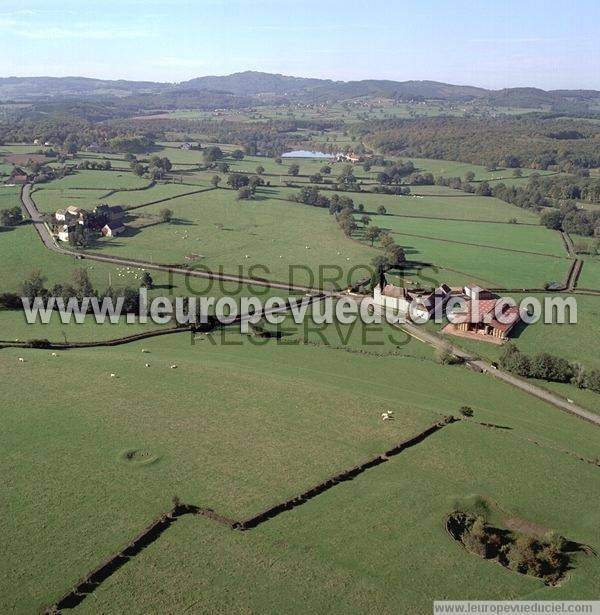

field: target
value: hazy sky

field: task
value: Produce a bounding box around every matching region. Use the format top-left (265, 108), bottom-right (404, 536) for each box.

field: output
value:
top-left (1, 0), bottom-right (599, 89)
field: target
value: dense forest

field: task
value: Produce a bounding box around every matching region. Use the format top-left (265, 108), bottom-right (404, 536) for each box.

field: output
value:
top-left (360, 116), bottom-right (600, 170)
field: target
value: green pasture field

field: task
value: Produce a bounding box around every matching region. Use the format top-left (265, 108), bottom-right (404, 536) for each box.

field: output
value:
top-left (363, 215), bottom-right (566, 258)
top-left (0, 220), bottom-right (302, 321)
top-left (43, 169), bottom-right (152, 191)
top-left (378, 157), bottom-right (555, 183)
top-left (30, 187), bottom-right (112, 212)
top-left (350, 210), bottom-right (569, 288)
top-left (78, 421), bottom-right (600, 614)
top-left (0, 309), bottom-right (169, 342)
top-left (82, 187), bottom-right (379, 288)
top-left (0, 223), bottom-right (125, 292)
top-left (0, 184), bottom-right (21, 210)
top-left (32, 182), bottom-right (212, 213)
top-left (577, 257), bottom-right (600, 290)
top-left (0, 143), bottom-right (45, 156)
top-left (269, 186), bottom-right (539, 223)
top-left (1, 330), bottom-right (598, 612)
top-left (72, 153), bottom-right (132, 170)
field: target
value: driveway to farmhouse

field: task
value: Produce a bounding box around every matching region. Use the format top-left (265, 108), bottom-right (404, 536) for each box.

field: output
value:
top-left (20, 184), bottom-right (600, 427)
top-left (396, 316), bottom-right (600, 427)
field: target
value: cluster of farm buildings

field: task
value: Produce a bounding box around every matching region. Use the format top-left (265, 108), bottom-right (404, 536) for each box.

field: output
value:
top-left (53, 204), bottom-right (126, 242)
top-left (373, 277), bottom-right (524, 343)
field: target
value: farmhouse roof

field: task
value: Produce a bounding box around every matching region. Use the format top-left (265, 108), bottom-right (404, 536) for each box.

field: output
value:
top-left (453, 298), bottom-right (524, 333)
top-left (382, 284), bottom-right (409, 299)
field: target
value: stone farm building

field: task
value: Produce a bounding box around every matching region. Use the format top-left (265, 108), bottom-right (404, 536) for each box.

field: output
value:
top-left (95, 205), bottom-right (125, 237)
top-left (54, 204), bottom-right (126, 241)
top-left (5, 167), bottom-right (30, 185)
top-left (373, 275), bottom-right (452, 321)
top-left (448, 285), bottom-right (525, 342)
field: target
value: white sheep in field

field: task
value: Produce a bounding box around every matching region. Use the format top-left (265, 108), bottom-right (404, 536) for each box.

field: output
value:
top-left (18, 357), bottom-right (24, 362)
top-left (110, 373), bottom-right (116, 378)
top-left (170, 364), bottom-right (178, 369)
top-left (51, 352), bottom-right (57, 357)
top-left (381, 411), bottom-right (394, 421)
top-left (145, 363), bottom-right (150, 368)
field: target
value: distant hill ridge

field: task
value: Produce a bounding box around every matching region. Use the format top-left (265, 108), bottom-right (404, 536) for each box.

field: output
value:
top-left (1, 71), bottom-right (599, 108)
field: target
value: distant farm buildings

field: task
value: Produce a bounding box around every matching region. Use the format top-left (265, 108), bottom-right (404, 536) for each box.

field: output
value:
top-left (6, 167), bottom-right (30, 185)
top-left (53, 204), bottom-right (126, 242)
top-left (335, 152), bottom-right (361, 163)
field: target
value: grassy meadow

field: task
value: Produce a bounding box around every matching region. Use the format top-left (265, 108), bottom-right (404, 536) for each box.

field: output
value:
top-left (1, 330), bottom-right (599, 612)
top-left (74, 186), bottom-right (379, 288)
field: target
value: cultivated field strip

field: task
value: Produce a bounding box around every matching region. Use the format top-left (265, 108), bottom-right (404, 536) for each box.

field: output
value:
top-left (43, 416), bottom-right (458, 613)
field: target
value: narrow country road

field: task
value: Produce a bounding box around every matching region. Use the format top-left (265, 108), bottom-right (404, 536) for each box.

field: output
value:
top-left (19, 185), bottom-right (600, 426)
top-left (396, 317), bottom-right (600, 427)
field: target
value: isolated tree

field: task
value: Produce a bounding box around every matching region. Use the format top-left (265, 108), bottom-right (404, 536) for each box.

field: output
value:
top-left (379, 232), bottom-right (394, 249)
top-left (210, 174), bottom-right (222, 188)
top-left (159, 208), bottom-right (173, 223)
top-left (64, 134), bottom-right (78, 155)
top-left (230, 149), bottom-right (245, 160)
top-left (337, 164), bottom-right (356, 185)
top-left (371, 254), bottom-right (389, 275)
top-left (288, 163), bottom-right (300, 176)
top-left (320, 165), bottom-right (332, 175)
top-left (203, 146), bottom-right (223, 164)
top-left (132, 163), bottom-right (145, 176)
top-left (20, 270), bottom-right (47, 300)
top-left (140, 272), bottom-right (154, 289)
top-left (255, 165), bottom-right (265, 175)
top-left (436, 344), bottom-right (458, 365)
top-left (586, 369), bottom-right (600, 393)
top-left (376, 205), bottom-right (387, 215)
top-left (464, 171), bottom-right (475, 182)
top-left (361, 214), bottom-right (371, 227)
top-left (0, 206), bottom-right (23, 226)
top-left (364, 225), bottom-right (381, 246)
top-left (248, 175), bottom-right (264, 191)
top-left (72, 268), bottom-right (95, 299)
top-left (216, 162), bottom-right (230, 173)
top-left (385, 243), bottom-right (406, 268)
top-left (227, 173), bottom-right (249, 189)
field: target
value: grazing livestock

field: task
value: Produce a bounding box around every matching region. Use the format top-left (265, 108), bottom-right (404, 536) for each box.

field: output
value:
top-left (110, 373), bottom-right (116, 378)
top-left (51, 352), bottom-right (57, 357)
top-left (18, 357), bottom-right (24, 362)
